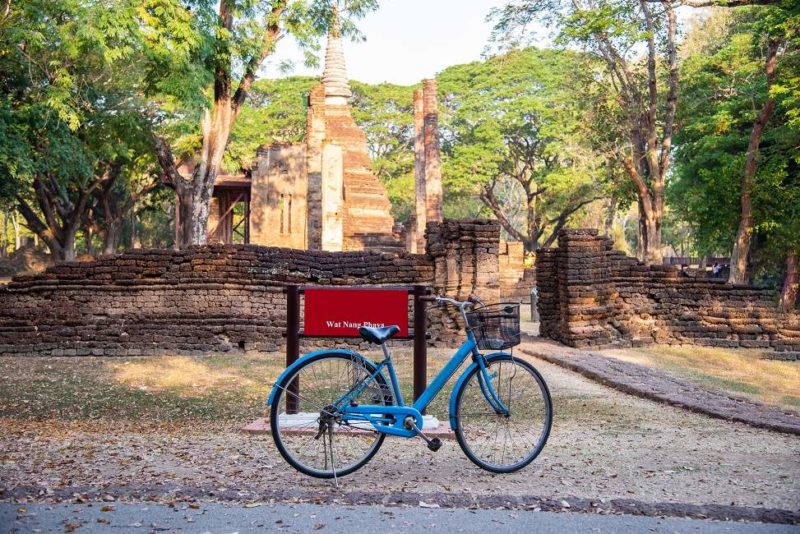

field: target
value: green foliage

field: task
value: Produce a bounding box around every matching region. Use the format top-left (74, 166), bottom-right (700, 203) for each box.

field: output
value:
top-left (670, 7), bottom-right (800, 282)
top-left (0, 0), bottom-right (160, 257)
top-left (226, 76), bottom-right (319, 171)
top-left (437, 47), bottom-right (611, 247)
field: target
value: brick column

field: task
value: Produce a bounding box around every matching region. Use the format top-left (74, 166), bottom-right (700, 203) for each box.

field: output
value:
top-left (413, 88), bottom-right (426, 253)
top-left (320, 144), bottom-right (344, 251)
top-left (305, 85), bottom-right (326, 250)
top-left (553, 229), bottom-right (620, 348)
top-left (425, 219), bottom-right (500, 344)
top-left (535, 248), bottom-right (558, 339)
top-left (422, 79), bottom-right (442, 223)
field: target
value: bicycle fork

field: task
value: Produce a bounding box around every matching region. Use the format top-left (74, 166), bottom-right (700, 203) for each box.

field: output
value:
top-left (475, 355), bottom-right (511, 416)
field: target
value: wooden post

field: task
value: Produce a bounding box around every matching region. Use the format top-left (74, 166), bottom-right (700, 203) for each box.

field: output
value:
top-left (413, 285), bottom-right (428, 405)
top-left (286, 285), bottom-right (300, 414)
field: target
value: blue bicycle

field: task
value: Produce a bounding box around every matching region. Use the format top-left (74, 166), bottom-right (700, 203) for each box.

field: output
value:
top-left (267, 296), bottom-right (552, 480)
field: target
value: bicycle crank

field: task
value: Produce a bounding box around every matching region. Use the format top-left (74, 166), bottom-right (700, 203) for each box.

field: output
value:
top-left (404, 416), bottom-right (442, 452)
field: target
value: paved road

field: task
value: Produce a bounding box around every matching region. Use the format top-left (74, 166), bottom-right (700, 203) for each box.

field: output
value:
top-left (2, 502), bottom-right (797, 533)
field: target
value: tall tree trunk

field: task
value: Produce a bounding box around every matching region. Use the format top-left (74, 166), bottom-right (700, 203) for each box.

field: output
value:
top-left (11, 210), bottom-right (20, 250)
top-left (85, 225), bottom-right (94, 256)
top-left (131, 212), bottom-right (140, 249)
top-left (636, 200), bottom-right (646, 261)
top-left (1, 207), bottom-right (8, 258)
top-left (153, 1), bottom-right (285, 248)
top-left (779, 249), bottom-right (798, 311)
top-left (604, 195), bottom-right (617, 237)
top-left (103, 221), bottom-right (121, 255)
top-left (63, 229), bottom-right (77, 261)
top-left (729, 37), bottom-right (780, 284)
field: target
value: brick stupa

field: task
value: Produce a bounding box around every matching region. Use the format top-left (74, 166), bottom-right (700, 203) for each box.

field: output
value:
top-left (305, 18), bottom-right (398, 251)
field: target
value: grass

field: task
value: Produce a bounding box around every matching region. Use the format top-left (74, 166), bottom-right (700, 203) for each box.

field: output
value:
top-left (601, 345), bottom-right (800, 410)
top-left (0, 347), bottom-right (464, 424)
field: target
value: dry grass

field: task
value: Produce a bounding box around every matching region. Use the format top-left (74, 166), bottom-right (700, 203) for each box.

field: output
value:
top-left (0, 347), bottom-right (462, 424)
top-left (601, 345), bottom-right (800, 410)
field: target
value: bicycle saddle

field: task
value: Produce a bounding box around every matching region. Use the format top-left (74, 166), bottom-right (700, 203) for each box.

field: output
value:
top-left (358, 325), bottom-right (400, 344)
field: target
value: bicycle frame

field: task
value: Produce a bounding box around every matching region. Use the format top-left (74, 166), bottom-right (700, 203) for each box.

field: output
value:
top-left (331, 328), bottom-right (511, 438)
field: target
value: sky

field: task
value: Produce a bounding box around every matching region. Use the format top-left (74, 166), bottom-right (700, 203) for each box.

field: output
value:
top-left (267, 0), bottom-right (513, 86)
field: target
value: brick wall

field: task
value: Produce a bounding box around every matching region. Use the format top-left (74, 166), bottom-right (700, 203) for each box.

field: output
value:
top-left (498, 240), bottom-right (534, 303)
top-left (425, 219), bottom-right (500, 345)
top-left (536, 229), bottom-right (800, 353)
top-left (0, 220), bottom-right (500, 356)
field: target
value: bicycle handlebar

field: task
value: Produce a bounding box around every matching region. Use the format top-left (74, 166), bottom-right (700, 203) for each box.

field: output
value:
top-left (433, 295), bottom-right (485, 311)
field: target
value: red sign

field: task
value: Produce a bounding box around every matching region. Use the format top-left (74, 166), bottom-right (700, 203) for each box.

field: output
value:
top-left (304, 288), bottom-right (409, 337)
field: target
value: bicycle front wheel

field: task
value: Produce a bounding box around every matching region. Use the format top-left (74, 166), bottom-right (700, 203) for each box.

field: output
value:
top-left (453, 354), bottom-right (552, 473)
top-left (269, 352), bottom-right (389, 479)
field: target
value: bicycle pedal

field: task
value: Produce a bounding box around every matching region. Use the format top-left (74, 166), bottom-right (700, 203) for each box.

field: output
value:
top-left (427, 438), bottom-right (442, 452)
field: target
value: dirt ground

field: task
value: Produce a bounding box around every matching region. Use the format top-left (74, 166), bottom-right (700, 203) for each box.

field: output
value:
top-left (2, 353), bottom-right (798, 512)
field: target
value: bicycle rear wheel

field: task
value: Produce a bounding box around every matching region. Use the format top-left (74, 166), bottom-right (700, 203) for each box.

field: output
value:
top-left (269, 352), bottom-right (390, 479)
top-left (453, 354), bottom-right (552, 473)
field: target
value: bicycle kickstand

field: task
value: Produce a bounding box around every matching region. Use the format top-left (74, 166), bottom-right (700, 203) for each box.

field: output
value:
top-left (404, 417), bottom-right (442, 452)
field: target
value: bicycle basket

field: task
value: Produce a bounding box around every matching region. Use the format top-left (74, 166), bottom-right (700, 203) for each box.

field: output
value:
top-left (465, 303), bottom-right (521, 350)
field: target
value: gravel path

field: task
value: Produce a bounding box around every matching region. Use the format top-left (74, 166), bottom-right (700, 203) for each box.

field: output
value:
top-left (2, 355), bottom-right (798, 520)
top-left (518, 336), bottom-right (800, 435)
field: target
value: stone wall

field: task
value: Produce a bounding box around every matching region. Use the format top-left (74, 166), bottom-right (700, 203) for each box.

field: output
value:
top-left (249, 144), bottom-right (308, 249)
top-left (536, 229), bottom-right (800, 352)
top-left (0, 220), bottom-right (500, 356)
top-left (498, 241), bottom-right (534, 303)
top-left (425, 219), bottom-right (500, 345)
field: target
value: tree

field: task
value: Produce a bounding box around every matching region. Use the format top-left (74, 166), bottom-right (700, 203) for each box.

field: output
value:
top-left (491, 0), bottom-right (678, 264)
top-left (687, 1), bottom-right (800, 284)
top-left (0, 0), bottom-right (159, 261)
top-left (147, 0), bottom-right (380, 247)
top-left (226, 76), bottom-right (321, 172)
top-left (438, 48), bottom-right (610, 251)
top-left (671, 7), bottom-right (799, 303)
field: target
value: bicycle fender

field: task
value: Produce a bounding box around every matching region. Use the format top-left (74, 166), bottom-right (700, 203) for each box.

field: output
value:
top-left (448, 352), bottom-right (512, 430)
top-left (266, 349), bottom-right (373, 406)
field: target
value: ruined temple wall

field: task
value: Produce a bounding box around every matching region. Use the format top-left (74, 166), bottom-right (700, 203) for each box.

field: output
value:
top-left (0, 246), bottom-right (431, 356)
top-left (426, 219), bottom-right (500, 345)
top-left (0, 220), bottom-right (500, 356)
top-left (250, 144), bottom-right (308, 249)
top-left (498, 241), bottom-right (533, 303)
top-left (536, 229), bottom-right (800, 352)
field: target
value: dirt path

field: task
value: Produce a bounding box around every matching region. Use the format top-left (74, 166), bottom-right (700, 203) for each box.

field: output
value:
top-left (519, 337), bottom-right (800, 435)
top-left (2, 354), bottom-right (798, 515)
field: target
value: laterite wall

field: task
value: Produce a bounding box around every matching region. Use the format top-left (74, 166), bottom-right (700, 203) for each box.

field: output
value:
top-left (536, 229), bottom-right (800, 353)
top-left (0, 220), bottom-right (500, 356)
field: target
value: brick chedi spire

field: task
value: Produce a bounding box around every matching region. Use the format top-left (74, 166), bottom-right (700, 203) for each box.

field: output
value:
top-left (304, 6), bottom-right (400, 253)
top-left (321, 8), bottom-right (352, 105)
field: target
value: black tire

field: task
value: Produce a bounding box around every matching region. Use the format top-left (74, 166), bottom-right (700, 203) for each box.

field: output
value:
top-left (453, 354), bottom-right (552, 473)
top-left (269, 352), bottom-right (389, 479)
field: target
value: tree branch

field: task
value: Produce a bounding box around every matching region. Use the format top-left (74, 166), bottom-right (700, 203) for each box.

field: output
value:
top-left (479, 183), bottom-right (527, 242)
top-left (15, 196), bottom-right (48, 238)
top-left (213, 1), bottom-right (234, 104)
top-left (659, 0), bottom-right (679, 177)
top-left (153, 135), bottom-right (188, 195)
top-left (32, 177), bottom-right (61, 235)
top-left (678, 0), bottom-right (779, 6)
top-left (620, 155), bottom-right (654, 214)
top-left (232, 2), bottom-right (286, 118)
top-left (542, 195), bottom-right (604, 248)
